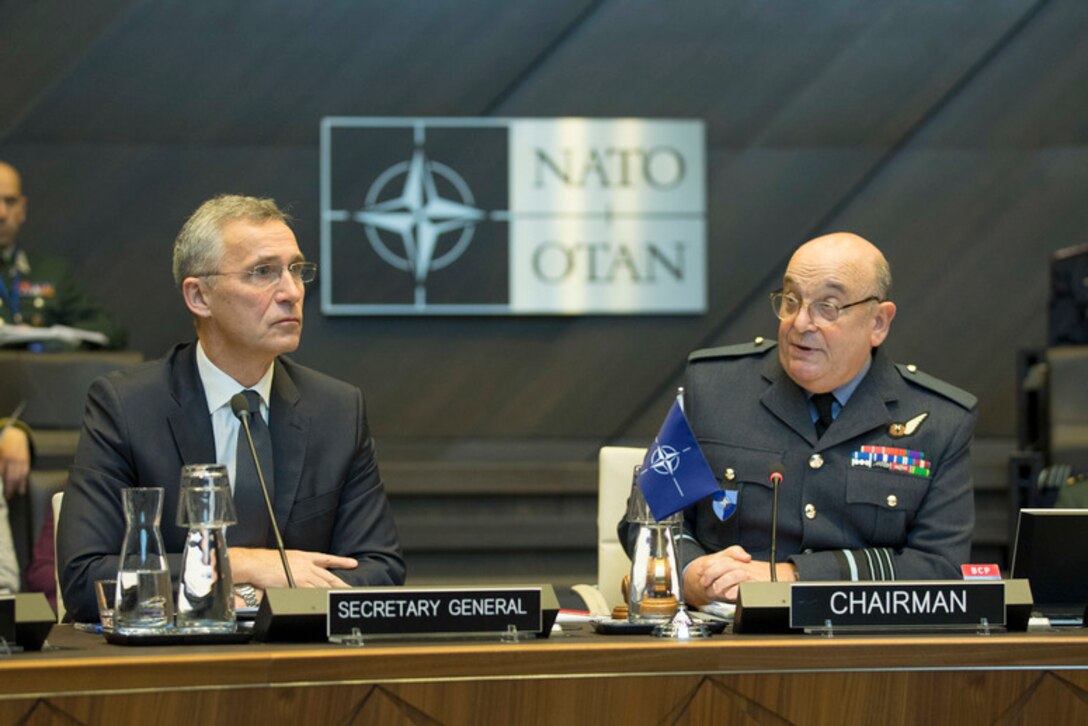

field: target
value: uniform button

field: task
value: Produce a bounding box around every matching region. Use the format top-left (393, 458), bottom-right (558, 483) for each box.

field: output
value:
top-left (906, 364), bottom-right (918, 373)
top-left (33, 297), bottom-right (44, 309)
top-left (754, 336), bottom-right (765, 346)
top-left (723, 467), bottom-right (736, 482)
top-left (804, 503), bottom-right (817, 520)
top-left (887, 494), bottom-right (898, 508)
top-left (808, 454), bottom-right (824, 469)
top-left (803, 548), bottom-right (813, 554)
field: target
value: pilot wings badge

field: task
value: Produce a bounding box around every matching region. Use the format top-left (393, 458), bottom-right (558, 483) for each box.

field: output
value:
top-left (889, 412), bottom-right (928, 438)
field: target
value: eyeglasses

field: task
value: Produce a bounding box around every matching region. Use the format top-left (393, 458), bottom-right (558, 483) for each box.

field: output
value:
top-left (770, 289), bottom-right (881, 327)
top-left (197, 262), bottom-right (317, 288)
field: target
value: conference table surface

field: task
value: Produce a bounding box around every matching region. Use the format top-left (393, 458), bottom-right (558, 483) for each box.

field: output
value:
top-left (2, 622), bottom-right (1088, 724)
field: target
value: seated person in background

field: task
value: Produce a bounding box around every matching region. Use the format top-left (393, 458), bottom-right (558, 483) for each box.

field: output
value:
top-left (26, 500), bottom-right (57, 611)
top-left (0, 161), bottom-right (126, 349)
top-left (0, 417), bottom-right (31, 500)
top-left (57, 194), bottom-right (405, 621)
top-left (0, 418), bottom-right (30, 594)
top-left (0, 493), bottom-right (18, 594)
top-left (1049, 243), bottom-right (1088, 345)
top-left (623, 233), bottom-right (977, 605)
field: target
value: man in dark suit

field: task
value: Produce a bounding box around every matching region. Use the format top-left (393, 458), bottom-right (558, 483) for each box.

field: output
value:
top-left (628, 233), bottom-right (977, 606)
top-left (57, 195), bottom-right (405, 622)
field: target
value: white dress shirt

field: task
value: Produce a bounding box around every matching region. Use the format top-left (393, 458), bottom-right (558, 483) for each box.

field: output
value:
top-left (195, 342), bottom-right (273, 493)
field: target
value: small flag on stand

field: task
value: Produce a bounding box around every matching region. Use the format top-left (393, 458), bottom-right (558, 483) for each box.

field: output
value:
top-left (637, 398), bottom-right (722, 520)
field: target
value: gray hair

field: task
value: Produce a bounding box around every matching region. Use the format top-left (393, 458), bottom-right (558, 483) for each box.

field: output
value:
top-left (172, 195), bottom-right (290, 287)
top-left (874, 256), bottom-right (893, 300)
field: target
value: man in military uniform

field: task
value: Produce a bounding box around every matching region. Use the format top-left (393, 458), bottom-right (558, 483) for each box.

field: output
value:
top-left (673, 232), bottom-right (977, 605)
top-left (1049, 242), bottom-right (1088, 345)
top-left (0, 161), bottom-right (125, 348)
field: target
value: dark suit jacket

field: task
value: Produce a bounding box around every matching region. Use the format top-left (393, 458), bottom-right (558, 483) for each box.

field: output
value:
top-left (57, 342), bottom-right (405, 622)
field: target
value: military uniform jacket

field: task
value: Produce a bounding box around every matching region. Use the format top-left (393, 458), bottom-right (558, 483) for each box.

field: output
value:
top-left (681, 340), bottom-right (977, 581)
top-left (0, 248), bottom-right (126, 348)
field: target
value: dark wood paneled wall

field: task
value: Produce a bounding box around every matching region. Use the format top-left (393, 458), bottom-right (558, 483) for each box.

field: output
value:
top-left (3, 0), bottom-right (1083, 448)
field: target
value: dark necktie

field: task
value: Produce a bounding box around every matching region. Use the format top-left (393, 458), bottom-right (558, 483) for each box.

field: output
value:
top-left (812, 392), bottom-right (837, 439)
top-left (233, 390), bottom-right (274, 546)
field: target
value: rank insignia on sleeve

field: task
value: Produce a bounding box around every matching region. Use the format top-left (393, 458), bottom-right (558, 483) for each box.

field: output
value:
top-left (888, 412), bottom-right (928, 438)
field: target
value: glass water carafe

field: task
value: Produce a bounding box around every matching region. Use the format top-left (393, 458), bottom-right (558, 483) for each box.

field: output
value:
top-left (175, 478), bottom-right (238, 632)
top-left (115, 487), bottom-right (174, 632)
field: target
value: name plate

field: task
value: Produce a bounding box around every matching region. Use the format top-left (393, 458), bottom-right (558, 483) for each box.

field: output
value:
top-left (327, 587), bottom-right (543, 638)
top-left (790, 582), bottom-right (1006, 630)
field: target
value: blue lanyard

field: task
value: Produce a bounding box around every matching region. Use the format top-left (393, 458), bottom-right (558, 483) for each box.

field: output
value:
top-left (0, 263), bottom-right (19, 319)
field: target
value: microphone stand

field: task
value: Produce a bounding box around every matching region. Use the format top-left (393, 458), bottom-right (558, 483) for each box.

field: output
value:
top-left (238, 411), bottom-right (296, 588)
top-left (768, 466), bottom-right (784, 583)
top-left (770, 478), bottom-right (779, 582)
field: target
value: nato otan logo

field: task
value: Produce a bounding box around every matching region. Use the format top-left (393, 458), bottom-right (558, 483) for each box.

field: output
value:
top-left (353, 143), bottom-right (485, 302)
top-left (320, 117), bottom-right (706, 316)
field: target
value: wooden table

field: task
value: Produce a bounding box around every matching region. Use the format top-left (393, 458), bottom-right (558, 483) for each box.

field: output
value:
top-left (1, 624), bottom-right (1087, 725)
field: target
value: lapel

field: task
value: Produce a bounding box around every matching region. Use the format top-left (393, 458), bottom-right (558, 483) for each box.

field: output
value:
top-left (759, 348), bottom-right (900, 451)
top-left (814, 349), bottom-right (900, 451)
top-left (269, 358), bottom-right (307, 531)
top-left (166, 343), bottom-right (216, 465)
top-left (760, 353), bottom-right (819, 446)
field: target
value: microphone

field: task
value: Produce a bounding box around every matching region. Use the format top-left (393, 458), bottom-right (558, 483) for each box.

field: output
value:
top-left (231, 393), bottom-right (296, 588)
top-left (768, 462), bottom-right (785, 583)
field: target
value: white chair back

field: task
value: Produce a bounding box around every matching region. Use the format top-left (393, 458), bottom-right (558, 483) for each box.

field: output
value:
top-left (52, 491), bottom-right (64, 623)
top-left (596, 447), bottom-right (646, 610)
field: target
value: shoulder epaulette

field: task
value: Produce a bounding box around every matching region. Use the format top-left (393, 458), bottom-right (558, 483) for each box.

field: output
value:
top-left (689, 336), bottom-right (776, 364)
top-left (1053, 243), bottom-right (1088, 261)
top-left (895, 363), bottom-right (977, 411)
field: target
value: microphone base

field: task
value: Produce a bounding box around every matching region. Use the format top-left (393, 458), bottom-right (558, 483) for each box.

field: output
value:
top-left (252, 588), bottom-right (327, 643)
top-left (1, 593), bottom-right (55, 651)
top-left (733, 581), bottom-right (793, 634)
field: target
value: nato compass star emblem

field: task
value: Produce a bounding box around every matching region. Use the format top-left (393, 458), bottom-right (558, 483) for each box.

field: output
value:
top-left (649, 443), bottom-right (686, 495)
top-left (353, 139), bottom-right (485, 308)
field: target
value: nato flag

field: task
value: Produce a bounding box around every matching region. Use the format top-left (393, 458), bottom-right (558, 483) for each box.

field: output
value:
top-left (636, 400), bottom-right (721, 520)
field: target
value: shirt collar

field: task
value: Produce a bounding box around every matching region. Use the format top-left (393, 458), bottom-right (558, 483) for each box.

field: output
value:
top-left (807, 355), bottom-right (872, 407)
top-left (195, 341), bottom-right (274, 414)
top-left (1, 246), bottom-right (27, 273)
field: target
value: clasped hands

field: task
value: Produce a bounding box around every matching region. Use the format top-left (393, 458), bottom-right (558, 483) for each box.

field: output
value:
top-left (683, 545), bottom-right (798, 607)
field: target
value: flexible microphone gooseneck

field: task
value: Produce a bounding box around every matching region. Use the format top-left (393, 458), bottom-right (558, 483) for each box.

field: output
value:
top-left (768, 462), bottom-right (785, 583)
top-left (230, 393), bottom-right (296, 588)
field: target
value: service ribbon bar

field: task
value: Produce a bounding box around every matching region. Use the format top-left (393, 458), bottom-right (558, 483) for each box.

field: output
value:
top-left (852, 446), bottom-right (931, 477)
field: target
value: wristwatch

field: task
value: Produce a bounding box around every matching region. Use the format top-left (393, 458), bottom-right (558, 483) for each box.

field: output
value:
top-left (235, 584), bottom-right (260, 608)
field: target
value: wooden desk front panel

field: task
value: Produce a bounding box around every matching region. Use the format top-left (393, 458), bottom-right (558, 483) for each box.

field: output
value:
top-left (1, 627), bottom-right (1086, 725)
